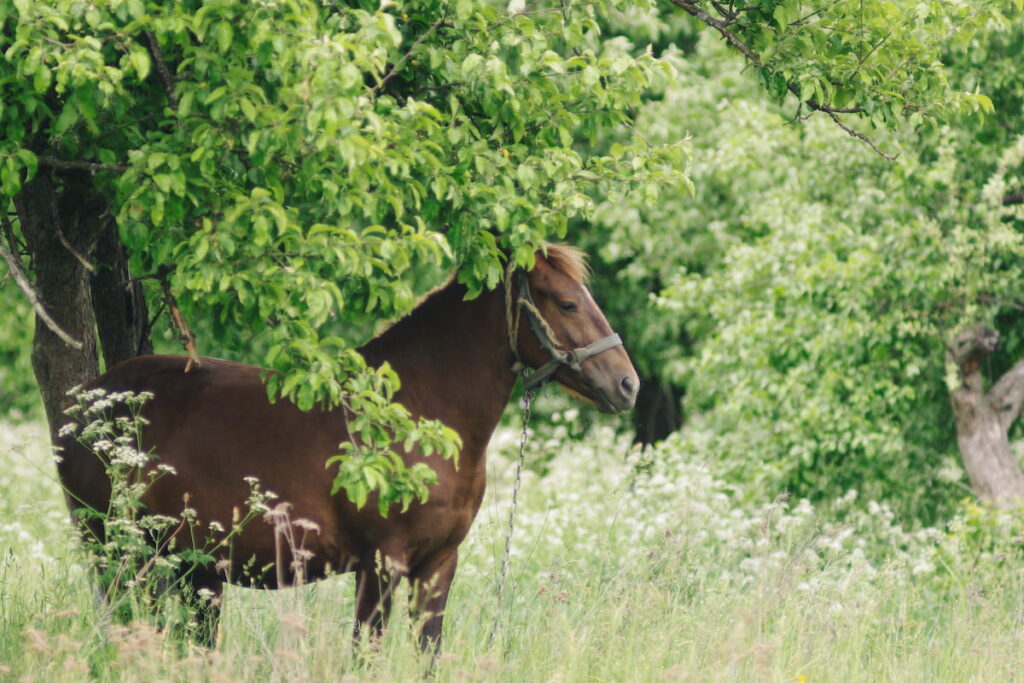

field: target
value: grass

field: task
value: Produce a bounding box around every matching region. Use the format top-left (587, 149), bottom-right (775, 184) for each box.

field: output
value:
top-left (2, 415), bottom-right (1024, 681)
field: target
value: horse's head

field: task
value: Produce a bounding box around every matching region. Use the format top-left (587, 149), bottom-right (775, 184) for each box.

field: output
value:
top-left (508, 246), bottom-right (639, 413)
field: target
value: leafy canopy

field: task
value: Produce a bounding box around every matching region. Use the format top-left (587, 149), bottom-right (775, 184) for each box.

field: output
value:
top-left (627, 20), bottom-right (1024, 519)
top-left (0, 0), bottom-right (683, 509)
top-left (666, 0), bottom-right (1012, 136)
top-left (2, 0), bottom-right (1019, 514)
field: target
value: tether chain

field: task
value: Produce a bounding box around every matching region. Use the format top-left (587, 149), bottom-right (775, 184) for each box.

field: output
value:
top-left (490, 379), bottom-right (535, 643)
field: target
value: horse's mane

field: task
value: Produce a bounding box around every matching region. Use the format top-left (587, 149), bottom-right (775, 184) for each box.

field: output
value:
top-left (368, 243), bottom-right (590, 341)
top-left (543, 243), bottom-right (590, 284)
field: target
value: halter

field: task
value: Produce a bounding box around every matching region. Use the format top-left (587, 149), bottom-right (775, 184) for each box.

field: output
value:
top-left (505, 263), bottom-right (624, 392)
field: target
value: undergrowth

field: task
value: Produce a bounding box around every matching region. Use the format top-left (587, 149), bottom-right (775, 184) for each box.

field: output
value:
top-left (2, 402), bottom-right (1023, 681)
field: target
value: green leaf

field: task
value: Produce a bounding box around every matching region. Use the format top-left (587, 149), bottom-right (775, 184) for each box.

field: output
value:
top-left (33, 66), bottom-right (51, 94)
top-left (120, 221), bottom-right (150, 250)
top-left (240, 98), bottom-right (256, 122)
top-left (461, 53), bottom-right (483, 76)
top-left (153, 174), bottom-right (172, 194)
top-left (15, 149), bottom-right (37, 181)
top-left (130, 45), bottom-right (151, 81)
top-left (215, 21), bottom-right (234, 54)
top-left (1, 158), bottom-right (21, 196)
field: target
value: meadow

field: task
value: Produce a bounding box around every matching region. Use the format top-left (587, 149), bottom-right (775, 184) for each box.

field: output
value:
top-left (2, 403), bottom-right (1024, 682)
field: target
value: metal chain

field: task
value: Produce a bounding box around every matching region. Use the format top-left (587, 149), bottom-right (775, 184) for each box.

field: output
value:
top-left (490, 382), bottom-right (535, 642)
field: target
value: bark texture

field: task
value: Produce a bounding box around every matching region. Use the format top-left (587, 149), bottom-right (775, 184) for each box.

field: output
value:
top-left (949, 325), bottom-right (1024, 504)
top-left (15, 170), bottom-right (105, 443)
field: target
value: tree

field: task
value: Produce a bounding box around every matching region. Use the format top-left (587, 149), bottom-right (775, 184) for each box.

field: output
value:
top-left (0, 0), bottom-right (683, 506)
top-left (574, 0), bottom-right (1010, 445)
top-left (640, 8), bottom-right (1024, 518)
top-left (946, 132), bottom-right (1024, 505)
top-left (949, 325), bottom-right (1024, 504)
top-left (0, 0), bottom-right (1014, 512)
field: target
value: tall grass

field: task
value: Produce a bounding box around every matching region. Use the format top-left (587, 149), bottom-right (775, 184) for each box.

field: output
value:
top-left (2, 412), bottom-right (1023, 681)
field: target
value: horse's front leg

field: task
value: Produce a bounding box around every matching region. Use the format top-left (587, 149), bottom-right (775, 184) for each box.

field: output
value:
top-left (353, 558), bottom-right (407, 645)
top-left (409, 550), bottom-right (458, 653)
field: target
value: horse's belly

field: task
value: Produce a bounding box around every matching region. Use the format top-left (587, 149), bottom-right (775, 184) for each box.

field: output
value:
top-left (130, 386), bottom-right (351, 586)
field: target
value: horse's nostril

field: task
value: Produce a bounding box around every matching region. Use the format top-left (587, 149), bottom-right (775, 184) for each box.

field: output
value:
top-left (621, 375), bottom-right (636, 396)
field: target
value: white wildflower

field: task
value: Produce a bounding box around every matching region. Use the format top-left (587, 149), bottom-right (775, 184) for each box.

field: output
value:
top-left (92, 439), bottom-right (114, 453)
top-left (912, 559), bottom-right (936, 575)
top-left (110, 445), bottom-right (148, 467)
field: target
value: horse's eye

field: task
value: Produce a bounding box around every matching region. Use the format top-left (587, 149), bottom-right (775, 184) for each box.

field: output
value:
top-left (558, 301), bottom-right (578, 313)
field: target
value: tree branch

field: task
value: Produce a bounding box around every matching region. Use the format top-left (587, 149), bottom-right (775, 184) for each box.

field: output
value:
top-left (0, 229), bottom-right (83, 349)
top-left (1003, 191), bottom-right (1024, 206)
top-left (56, 228), bottom-right (94, 272)
top-left (1, 211), bottom-right (20, 256)
top-left (664, 0), bottom-right (902, 161)
top-left (665, 0), bottom-right (761, 65)
top-left (989, 359), bottom-right (1024, 432)
top-left (949, 325), bottom-right (999, 366)
top-left (157, 268), bottom-right (201, 372)
top-left (145, 31), bottom-right (179, 111)
top-left (37, 156), bottom-right (128, 173)
top-left (822, 109), bottom-right (898, 162)
top-left (847, 29), bottom-right (892, 84)
top-left (370, 16), bottom-right (447, 98)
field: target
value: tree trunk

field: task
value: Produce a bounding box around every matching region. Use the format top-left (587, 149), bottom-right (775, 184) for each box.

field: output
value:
top-left (91, 217), bottom-right (152, 369)
top-left (15, 170), bottom-right (104, 443)
top-left (948, 326), bottom-right (1024, 504)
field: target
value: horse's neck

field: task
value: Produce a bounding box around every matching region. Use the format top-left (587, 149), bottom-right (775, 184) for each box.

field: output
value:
top-left (360, 282), bottom-right (517, 457)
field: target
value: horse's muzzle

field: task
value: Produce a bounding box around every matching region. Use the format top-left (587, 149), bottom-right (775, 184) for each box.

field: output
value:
top-left (594, 371), bottom-right (639, 413)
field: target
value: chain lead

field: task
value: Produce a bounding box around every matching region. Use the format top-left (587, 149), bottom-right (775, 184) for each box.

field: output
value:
top-left (490, 380), bottom-right (535, 644)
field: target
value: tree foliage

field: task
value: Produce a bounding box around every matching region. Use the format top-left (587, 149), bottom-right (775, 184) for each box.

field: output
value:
top-left (2, 0), bottom-right (1021, 519)
top-left (665, 0), bottom-right (1010, 153)
top-left (0, 0), bottom-right (683, 507)
top-left (628, 15), bottom-right (1024, 519)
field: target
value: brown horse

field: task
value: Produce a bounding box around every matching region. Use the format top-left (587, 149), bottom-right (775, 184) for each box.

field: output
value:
top-left (58, 245), bottom-right (638, 648)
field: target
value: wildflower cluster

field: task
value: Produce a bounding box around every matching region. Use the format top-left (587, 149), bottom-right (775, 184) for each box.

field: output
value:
top-left (62, 387), bottom-right (167, 522)
top-left (59, 387), bottom-right (274, 639)
top-left (468, 417), bottom-right (1024, 623)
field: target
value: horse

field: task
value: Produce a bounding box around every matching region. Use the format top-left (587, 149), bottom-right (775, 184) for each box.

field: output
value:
top-left (57, 245), bottom-right (639, 649)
